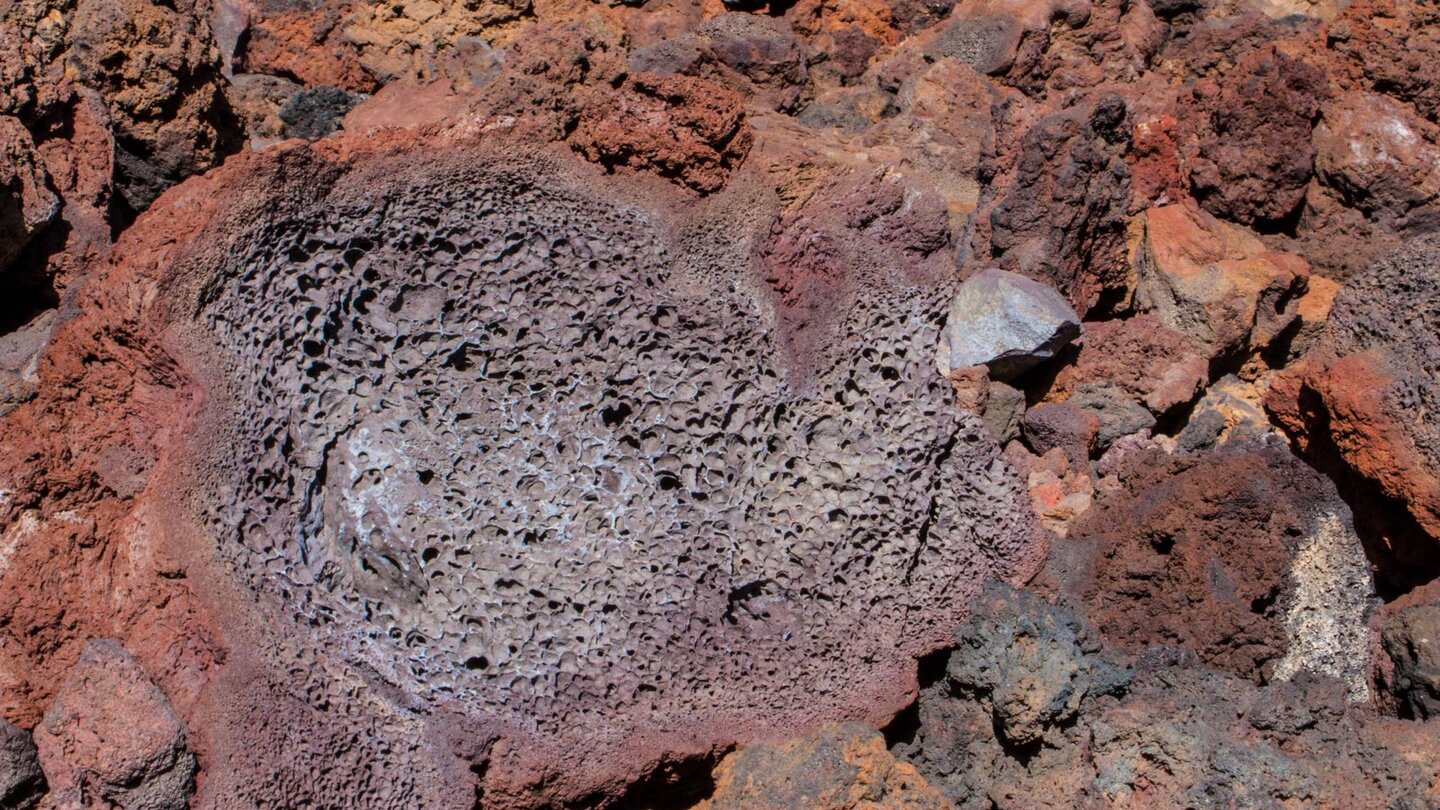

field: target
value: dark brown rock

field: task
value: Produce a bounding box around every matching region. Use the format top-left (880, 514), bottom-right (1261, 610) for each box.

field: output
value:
top-left (1067, 441), bottom-right (1373, 694)
top-left (1183, 44), bottom-right (1327, 227)
top-left (1383, 605), bottom-right (1440, 720)
top-left (987, 94), bottom-right (1132, 315)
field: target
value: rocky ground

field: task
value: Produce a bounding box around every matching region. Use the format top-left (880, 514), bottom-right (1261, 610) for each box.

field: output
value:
top-left (1, 0), bottom-right (1439, 806)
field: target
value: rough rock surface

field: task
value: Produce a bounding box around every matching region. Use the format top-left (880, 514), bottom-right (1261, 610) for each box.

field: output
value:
top-left (1134, 201), bottom-right (1310, 361)
top-left (1383, 605), bottom-right (1440, 720)
top-left (699, 723), bottom-right (947, 810)
top-left (32, 640), bottom-right (196, 810)
top-left (893, 586), bottom-right (1431, 809)
top-left (0, 719), bottom-right (42, 810)
top-left (1269, 237), bottom-right (1440, 588)
top-left (0, 117), bottom-right (1042, 805)
top-left (936, 268), bottom-right (1081, 380)
top-left (1063, 441), bottom-right (1374, 697)
top-left (2, 0), bottom-right (1440, 805)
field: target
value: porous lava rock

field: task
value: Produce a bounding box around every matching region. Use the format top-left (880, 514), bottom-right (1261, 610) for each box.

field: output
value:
top-left (0, 117), bottom-right (1043, 806)
top-left (1064, 440), bottom-right (1373, 696)
top-left (1268, 237), bottom-right (1440, 582)
top-left (32, 640), bottom-right (197, 810)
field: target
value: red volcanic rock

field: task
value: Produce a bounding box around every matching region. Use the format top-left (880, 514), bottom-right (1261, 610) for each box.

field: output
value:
top-left (1021, 401), bottom-right (1098, 461)
top-left (33, 640), bottom-right (197, 810)
top-left (1066, 441), bottom-right (1373, 696)
top-left (573, 73), bottom-right (754, 194)
top-left (1324, 0), bottom-right (1440, 126)
top-left (67, 0), bottom-right (240, 216)
top-left (237, 8), bottom-right (380, 93)
top-left (1134, 200), bottom-right (1310, 361)
top-left (986, 94), bottom-right (1132, 315)
top-left (1183, 43), bottom-right (1328, 227)
top-left (0, 117), bottom-right (58, 272)
top-left (1047, 313), bottom-right (1207, 415)
top-left (1312, 91), bottom-right (1440, 226)
top-left (1268, 238), bottom-right (1440, 584)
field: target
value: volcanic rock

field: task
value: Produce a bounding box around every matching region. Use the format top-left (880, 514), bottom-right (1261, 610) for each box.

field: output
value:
top-left (278, 86), bottom-right (364, 141)
top-left (1268, 237), bottom-right (1440, 576)
top-left (0, 117), bottom-right (57, 273)
top-left (1134, 201), bottom-right (1310, 360)
top-left (1183, 43), bottom-right (1327, 227)
top-left (945, 582), bottom-right (1130, 748)
top-left (33, 640), bottom-right (196, 810)
top-left (936, 268), bottom-right (1081, 380)
top-left (0, 120), bottom-right (1043, 807)
top-left (1313, 91), bottom-right (1440, 226)
top-left (0, 720), bottom-right (42, 810)
top-left (893, 589), bottom-right (1428, 809)
top-left (1020, 401), bottom-right (1098, 461)
top-left (1066, 382), bottom-right (1156, 453)
top-left (1383, 605), bottom-right (1440, 720)
top-left (986, 95), bottom-right (1132, 314)
top-left (1046, 314), bottom-right (1207, 415)
top-left (1066, 441), bottom-right (1374, 697)
top-left (698, 724), bottom-right (948, 810)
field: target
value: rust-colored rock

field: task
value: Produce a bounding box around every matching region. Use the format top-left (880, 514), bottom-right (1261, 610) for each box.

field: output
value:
top-left (1134, 200), bottom-right (1310, 361)
top-left (1268, 237), bottom-right (1440, 585)
top-left (698, 724), bottom-right (948, 810)
top-left (1067, 441), bottom-right (1373, 696)
top-left (1047, 313), bottom-right (1207, 415)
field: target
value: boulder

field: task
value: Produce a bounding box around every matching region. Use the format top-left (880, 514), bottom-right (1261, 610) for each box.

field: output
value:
top-left (1135, 201), bottom-right (1310, 360)
top-left (986, 96), bottom-right (1132, 314)
top-left (1066, 382), bottom-right (1155, 453)
top-left (1021, 401), bottom-right (1098, 461)
top-left (1313, 91), bottom-right (1440, 226)
top-left (33, 640), bottom-right (196, 810)
top-left (946, 582), bottom-right (1129, 748)
top-left (937, 268), bottom-right (1081, 380)
top-left (895, 592), bottom-right (1428, 810)
top-left (1183, 44), bottom-right (1327, 227)
top-left (1267, 237), bottom-right (1440, 577)
top-left (1068, 441), bottom-right (1374, 698)
top-left (1046, 314), bottom-right (1207, 415)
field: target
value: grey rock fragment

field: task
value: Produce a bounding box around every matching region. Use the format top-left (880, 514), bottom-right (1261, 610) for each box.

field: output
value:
top-left (982, 380), bottom-right (1026, 444)
top-left (937, 268), bottom-right (1081, 381)
top-left (0, 720), bottom-right (43, 810)
top-left (947, 582), bottom-right (1130, 747)
top-left (1068, 382), bottom-right (1155, 453)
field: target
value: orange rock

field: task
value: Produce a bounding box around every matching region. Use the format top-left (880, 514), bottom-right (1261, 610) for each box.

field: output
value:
top-left (697, 723), bottom-right (950, 810)
top-left (1135, 201), bottom-right (1310, 360)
